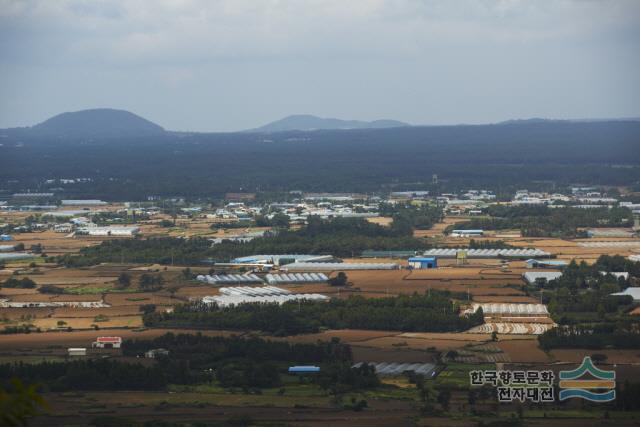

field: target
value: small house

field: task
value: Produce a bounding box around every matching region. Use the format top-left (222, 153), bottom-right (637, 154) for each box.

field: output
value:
top-left (92, 336), bottom-right (122, 349)
top-left (451, 229), bottom-right (484, 237)
top-left (145, 348), bottom-right (170, 358)
top-left (68, 348), bottom-right (87, 357)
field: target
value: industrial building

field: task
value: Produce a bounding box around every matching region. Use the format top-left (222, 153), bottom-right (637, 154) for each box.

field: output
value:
top-left (408, 257), bottom-right (437, 269)
top-left (423, 248), bottom-right (550, 259)
top-left (522, 271), bottom-right (563, 285)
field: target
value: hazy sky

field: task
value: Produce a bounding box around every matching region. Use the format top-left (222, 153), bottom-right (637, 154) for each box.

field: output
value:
top-left (1, 0), bottom-right (639, 132)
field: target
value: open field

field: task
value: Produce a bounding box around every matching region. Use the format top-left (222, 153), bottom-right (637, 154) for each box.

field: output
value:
top-left (31, 391), bottom-right (420, 427)
top-left (550, 349), bottom-right (640, 364)
top-left (8, 230), bottom-right (117, 255)
top-left (32, 315), bottom-right (143, 329)
top-left (495, 338), bottom-right (551, 363)
top-left (366, 216), bottom-right (393, 226)
top-left (2, 206), bottom-right (639, 421)
top-left (0, 328), bottom-right (245, 350)
top-left (413, 216), bottom-right (464, 238)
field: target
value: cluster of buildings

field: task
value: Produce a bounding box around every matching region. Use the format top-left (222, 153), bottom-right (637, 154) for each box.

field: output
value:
top-left (68, 336), bottom-right (169, 359)
top-left (512, 189), bottom-right (621, 208)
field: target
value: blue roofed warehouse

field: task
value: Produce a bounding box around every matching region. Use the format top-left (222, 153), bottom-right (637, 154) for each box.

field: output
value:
top-left (408, 257), bottom-right (437, 269)
top-left (288, 366), bottom-right (321, 373)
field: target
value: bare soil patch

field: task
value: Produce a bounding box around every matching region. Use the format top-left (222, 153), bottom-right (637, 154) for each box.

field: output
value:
top-left (496, 339), bottom-right (550, 363)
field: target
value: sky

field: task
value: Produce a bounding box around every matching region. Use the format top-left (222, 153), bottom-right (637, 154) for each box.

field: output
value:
top-left (1, 0), bottom-right (639, 132)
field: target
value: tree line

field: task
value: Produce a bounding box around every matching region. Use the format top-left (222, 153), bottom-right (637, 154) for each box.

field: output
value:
top-left (538, 325), bottom-right (640, 350)
top-left (56, 216), bottom-right (434, 266)
top-left (143, 292), bottom-right (484, 335)
top-left (0, 333), bottom-right (377, 393)
top-left (536, 255), bottom-right (640, 349)
top-left (3, 120), bottom-right (639, 199)
top-left (447, 206), bottom-right (633, 238)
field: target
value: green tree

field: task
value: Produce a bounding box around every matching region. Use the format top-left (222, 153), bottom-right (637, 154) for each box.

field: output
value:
top-left (0, 378), bottom-right (48, 426)
top-left (271, 213), bottom-right (290, 229)
top-left (437, 388), bottom-right (452, 411)
top-left (328, 272), bottom-right (348, 287)
top-left (117, 273), bottom-right (131, 288)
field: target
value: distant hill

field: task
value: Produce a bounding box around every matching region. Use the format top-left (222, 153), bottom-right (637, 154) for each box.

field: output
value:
top-left (249, 114), bottom-right (410, 132)
top-left (498, 117), bottom-right (640, 125)
top-left (30, 108), bottom-right (165, 138)
top-left (2, 119), bottom-right (638, 199)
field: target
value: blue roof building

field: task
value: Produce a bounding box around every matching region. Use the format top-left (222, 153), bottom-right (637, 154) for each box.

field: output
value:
top-left (288, 366), bottom-right (321, 373)
top-left (408, 257), bottom-right (437, 269)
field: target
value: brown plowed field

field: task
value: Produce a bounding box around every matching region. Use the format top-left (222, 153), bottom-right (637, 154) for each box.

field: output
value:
top-left (496, 339), bottom-right (551, 363)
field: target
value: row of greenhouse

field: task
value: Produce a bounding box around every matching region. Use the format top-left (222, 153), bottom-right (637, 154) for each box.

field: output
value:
top-left (265, 273), bottom-right (329, 284)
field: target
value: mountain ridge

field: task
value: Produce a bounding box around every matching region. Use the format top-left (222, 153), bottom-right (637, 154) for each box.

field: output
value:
top-left (247, 114), bottom-right (410, 133)
top-left (29, 108), bottom-right (165, 138)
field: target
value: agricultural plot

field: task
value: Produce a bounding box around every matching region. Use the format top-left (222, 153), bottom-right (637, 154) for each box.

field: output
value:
top-left (302, 269), bottom-right (530, 298)
top-left (7, 231), bottom-right (107, 256)
top-left (354, 362), bottom-right (437, 377)
top-left (496, 339), bottom-right (551, 363)
top-left (453, 344), bottom-right (511, 363)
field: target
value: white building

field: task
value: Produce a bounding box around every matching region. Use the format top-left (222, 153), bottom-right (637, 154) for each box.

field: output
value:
top-left (145, 348), bottom-right (170, 358)
top-left (522, 271), bottom-right (563, 285)
top-left (599, 271), bottom-right (630, 280)
top-left (61, 200), bottom-right (108, 206)
top-left (68, 348), bottom-right (87, 356)
top-left (77, 226), bottom-right (140, 236)
top-left (610, 287), bottom-right (640, 301)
